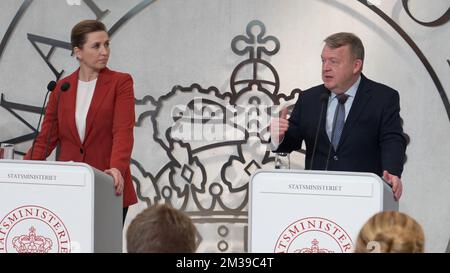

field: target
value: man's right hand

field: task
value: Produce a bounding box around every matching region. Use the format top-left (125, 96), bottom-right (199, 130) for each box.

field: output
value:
top-left (270, 107), bottom-right (289, 145)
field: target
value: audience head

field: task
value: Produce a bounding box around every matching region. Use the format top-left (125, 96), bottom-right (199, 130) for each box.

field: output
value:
top-left (355, 211), bottom-right (425, 253)
top-left (126, 204), bottom-right (197, 253)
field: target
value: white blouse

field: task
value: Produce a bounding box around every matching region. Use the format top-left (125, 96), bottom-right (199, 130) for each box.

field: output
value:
top-left (75, 79), bottom-right (97, 142)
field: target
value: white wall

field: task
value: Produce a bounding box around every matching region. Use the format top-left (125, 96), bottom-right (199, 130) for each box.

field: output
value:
top-left (0, 0), bottom-right (448, 252)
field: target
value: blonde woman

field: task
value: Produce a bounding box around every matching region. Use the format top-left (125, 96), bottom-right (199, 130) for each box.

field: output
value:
top-left (355, 211), bottom-right (425, 253)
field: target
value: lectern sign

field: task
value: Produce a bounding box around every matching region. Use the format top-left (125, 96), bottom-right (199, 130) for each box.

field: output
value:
top-left (0, 205), bottom-right (71, 253)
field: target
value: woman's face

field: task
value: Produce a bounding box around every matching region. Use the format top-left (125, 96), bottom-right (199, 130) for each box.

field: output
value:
top-left (74, 31), bottom-right (110, 72)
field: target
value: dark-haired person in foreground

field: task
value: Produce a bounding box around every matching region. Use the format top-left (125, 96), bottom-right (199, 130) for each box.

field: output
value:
top-left (126, 204), bottom-right (197, 253)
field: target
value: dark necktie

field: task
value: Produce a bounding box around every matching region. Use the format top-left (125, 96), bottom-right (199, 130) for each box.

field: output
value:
top-left (331, 94), bottom-right (348, 150)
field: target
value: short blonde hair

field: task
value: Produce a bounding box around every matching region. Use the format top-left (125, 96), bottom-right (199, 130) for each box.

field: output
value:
top-left (355, 211), bottom-right (425, 253)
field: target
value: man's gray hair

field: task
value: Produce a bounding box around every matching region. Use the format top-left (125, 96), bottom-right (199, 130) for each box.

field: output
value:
top-left (324, 32), bottom-right (365, 61)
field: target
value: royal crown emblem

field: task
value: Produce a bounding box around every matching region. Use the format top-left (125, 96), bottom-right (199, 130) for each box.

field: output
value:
top-left (295, 239), bottom-right (334, 253)
top-left (12, 226), bottom-right (53, 253)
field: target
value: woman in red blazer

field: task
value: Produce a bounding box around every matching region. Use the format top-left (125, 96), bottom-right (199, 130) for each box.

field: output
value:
top-left (24, 20), bottom-right (137, 222)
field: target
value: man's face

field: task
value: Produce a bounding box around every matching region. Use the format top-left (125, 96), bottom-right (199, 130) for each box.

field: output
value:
top-left (321, 44), bottom-right (361, 94)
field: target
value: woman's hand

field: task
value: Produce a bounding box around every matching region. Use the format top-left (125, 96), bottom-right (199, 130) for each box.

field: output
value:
top-left (105, 168), bottom-right (124, 196)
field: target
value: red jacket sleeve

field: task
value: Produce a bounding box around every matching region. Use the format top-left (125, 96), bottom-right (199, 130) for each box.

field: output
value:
top-left (109, 74), bottom-right (135, 176)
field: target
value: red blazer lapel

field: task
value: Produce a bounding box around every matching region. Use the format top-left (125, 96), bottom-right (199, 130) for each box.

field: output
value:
top-left (84, 68), bottom-right (112, 141)
top-left (62, 69), bottom-right (82, 146)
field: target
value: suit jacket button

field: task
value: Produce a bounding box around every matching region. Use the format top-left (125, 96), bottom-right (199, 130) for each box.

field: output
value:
top-left (80, 148), bottom-right (84, 154)
top-left (333, 155), bottom-right (338, 161)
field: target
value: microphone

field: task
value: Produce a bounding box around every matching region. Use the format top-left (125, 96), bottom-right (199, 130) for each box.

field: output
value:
top-left (325, 94), bottom-right (348, 170)
top-left (29, 81), bottom-right (57, 159)
top-left (309, 91), bottom-right (330, 170)
top-left (60, 82), bottom-right (71, 92)
top-left (43, 82), bottom-right (70, 159)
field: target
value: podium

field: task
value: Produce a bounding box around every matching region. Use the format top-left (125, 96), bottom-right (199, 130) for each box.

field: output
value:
top-left (249, 170), bottom-right (398, 253)
top-left (0, 160), bottom-right (122, 253)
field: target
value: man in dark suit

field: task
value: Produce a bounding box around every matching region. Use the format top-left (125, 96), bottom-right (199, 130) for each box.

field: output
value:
top-left (270, 32), bottom-right (406, 200)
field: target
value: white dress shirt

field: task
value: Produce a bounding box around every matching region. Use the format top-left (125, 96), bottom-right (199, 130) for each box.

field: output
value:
top-left (75, 79), bottom-right (97, 142)
top-left (325, 76), bottom-right (361, 140)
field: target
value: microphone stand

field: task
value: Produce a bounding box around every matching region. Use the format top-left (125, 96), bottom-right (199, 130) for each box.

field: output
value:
top-left (309, 92), bottom-right (330, 170)
top-left (30, 81), bottom-right (56, 159)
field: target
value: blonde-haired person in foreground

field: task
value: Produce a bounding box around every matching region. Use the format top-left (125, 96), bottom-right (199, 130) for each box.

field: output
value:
top-left (126, 204), bottom-right (197, 253)
top-left (355, 211), bottom-right (425, 253)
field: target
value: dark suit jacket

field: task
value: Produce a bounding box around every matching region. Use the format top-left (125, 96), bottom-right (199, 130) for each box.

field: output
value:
top-left (25, 67), bottom-right (137, 207)
top-left (276, 74), bottom-right (406, 177)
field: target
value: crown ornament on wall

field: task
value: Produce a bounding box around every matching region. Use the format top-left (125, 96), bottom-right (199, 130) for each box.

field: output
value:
top-left (132, 20), bottom-right (302, 250)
